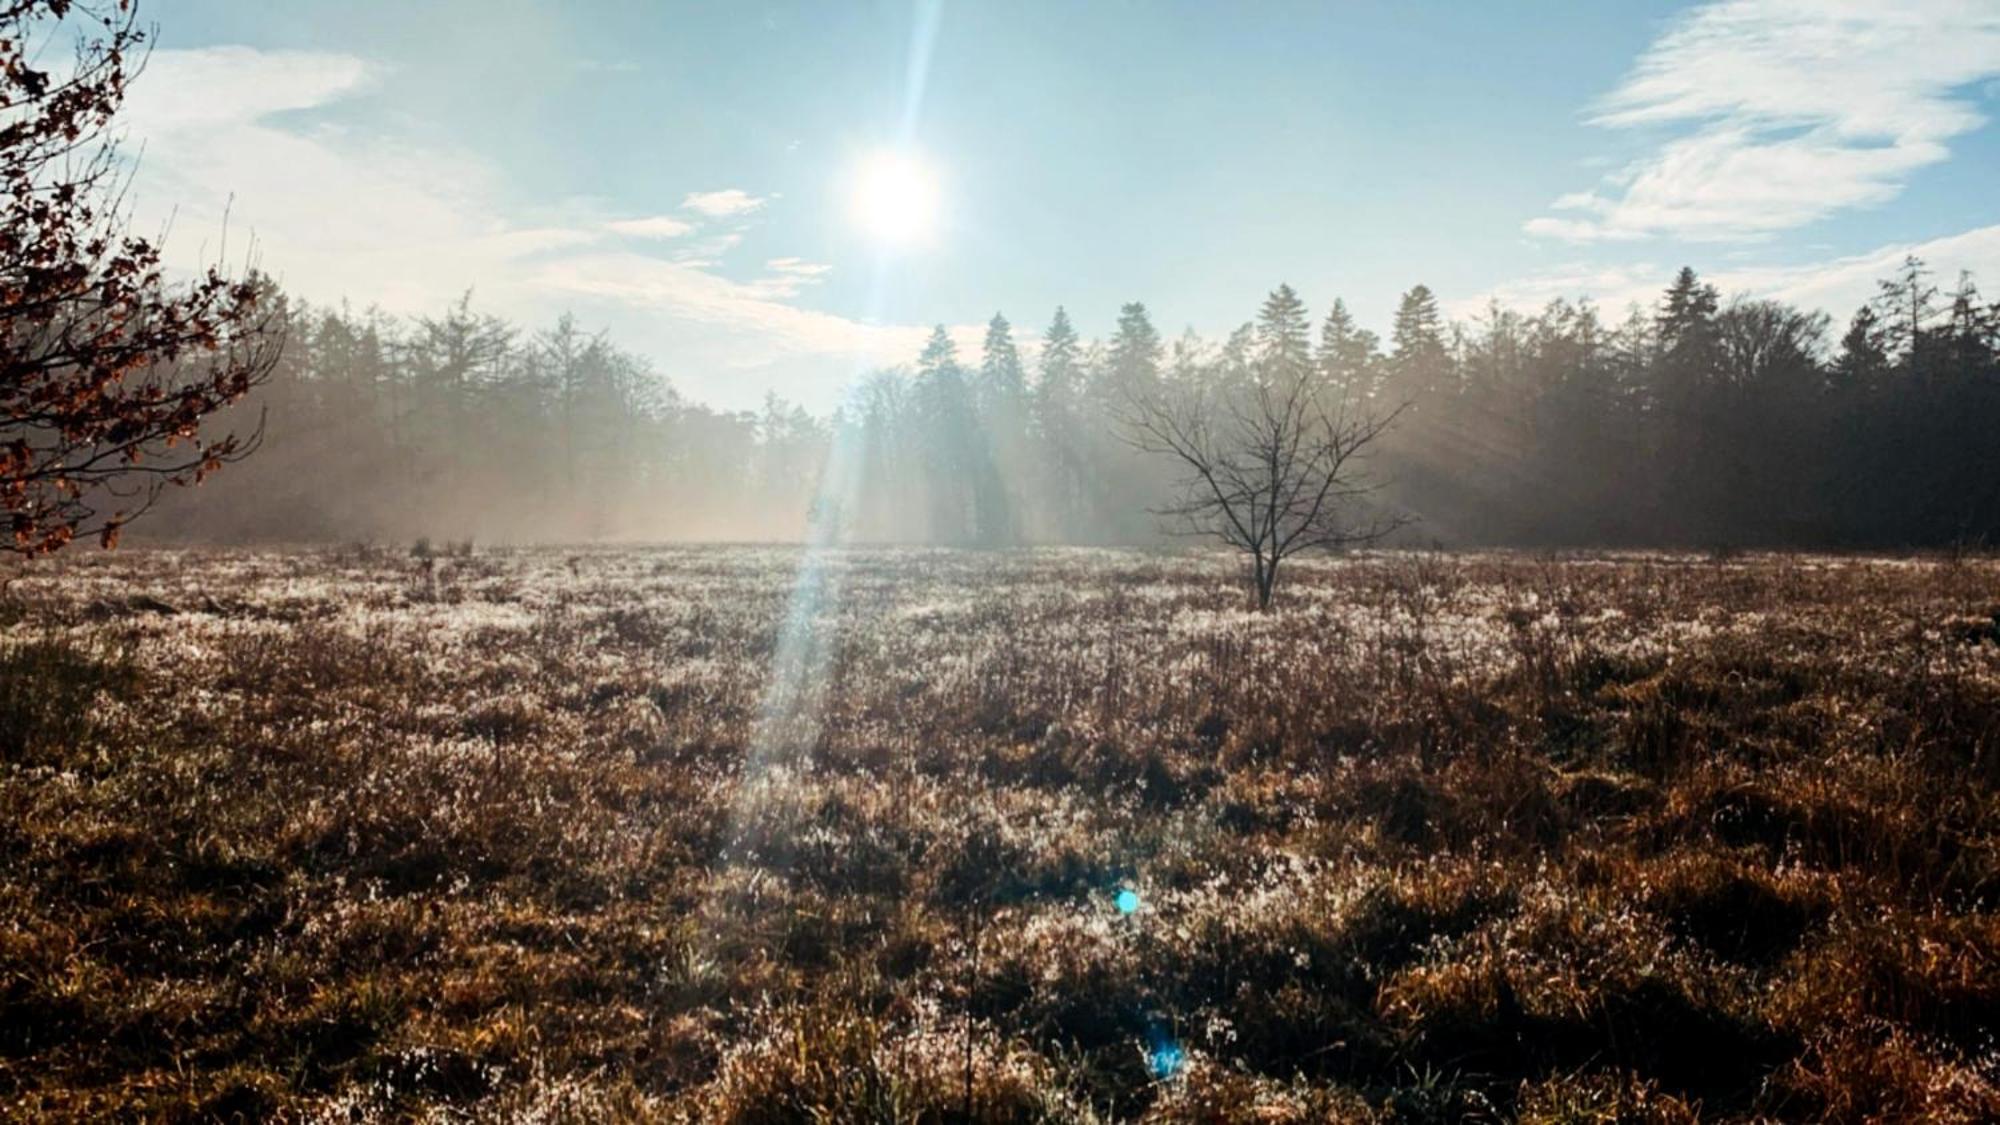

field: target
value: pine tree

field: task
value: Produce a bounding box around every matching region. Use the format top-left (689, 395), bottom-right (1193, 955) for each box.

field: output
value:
top-left (1648, 268), bottom-right (1725, 539)
top-left (1651, 267), bottom-right (1722, 431)
top-left (1031, 307), bottom-right (1088, 537)
top-left (1037, 307), bottom-right (1082, 407)
top-left (912, 326), bottom-right (978, 542)
top-left (1255, 284), bottom-right (1312, 383)
top-left (1833, 306), bottom-right (1889, 394)
top-left (1941, 272), bottom-right (1995, 382)
top-left (1105, 301), bottom-right (1163, 397)
top-left (977, 313), bottom-right (1026, 412)
top-left (1316, 298), bottom-right (1379, 400)
top-left (1872, 255), bottom-right (1938, 370)
top-left (918, 324), bottom-right (960, 381)
top-left (974, 313), bottom-right (1027, 545)
top-left (1389, 284), bottom-right (1449, 402)
top-left (1089, 302), bottom-right (1168, 540)
top-left (1656, 267), bottom-right (1720, 366)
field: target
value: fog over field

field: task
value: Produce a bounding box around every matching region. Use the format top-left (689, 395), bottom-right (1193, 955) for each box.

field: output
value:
top-left (5, 1), bottom-right (2000, 1122)
top-left (142, 263), bottom-right (2000, 553)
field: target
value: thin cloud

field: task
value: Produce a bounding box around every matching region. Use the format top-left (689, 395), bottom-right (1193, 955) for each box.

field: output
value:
top-left (1726, 224), bottom-right (2000, 313)
top-left (118, 46), bottom-right (370, 131)
top-left (605, 215), bottom-right (695, 239)
top-left (116, 46), bottom-right (950, 411)
top-left (1468, 224), bottom-right (2000, 322)
top-left (1453, 262), bottom-right (1666, 320)
top-left (767, 257), bottom-right (832, 276)
top-left (670, 231), bottom-right (744, 267)
top-left (1531, 0), bottom-right (2000, 243)
top-left (681, 189), bottom-right (767, 218)
top-left (745, 257), bottom-right (835, 300)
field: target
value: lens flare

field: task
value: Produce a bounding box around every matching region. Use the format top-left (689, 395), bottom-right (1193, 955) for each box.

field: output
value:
top-left (1149, 1041), bottom-right (1184, 1079)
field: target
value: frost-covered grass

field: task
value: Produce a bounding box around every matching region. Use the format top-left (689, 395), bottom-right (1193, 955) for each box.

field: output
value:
top-left (2, 546), bottom-right (1998, 1121)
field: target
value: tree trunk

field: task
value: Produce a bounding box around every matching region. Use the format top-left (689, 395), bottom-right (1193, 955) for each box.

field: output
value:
top-left (1254, 553), bottom-right (1277, 611)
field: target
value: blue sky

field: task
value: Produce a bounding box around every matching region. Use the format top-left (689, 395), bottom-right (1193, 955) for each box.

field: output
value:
top-left (133, 1), bottom-right (2000, 411)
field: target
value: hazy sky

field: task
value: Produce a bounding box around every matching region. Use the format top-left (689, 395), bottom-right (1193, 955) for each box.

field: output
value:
top-left (133, 1), bottom-right (2000, 411)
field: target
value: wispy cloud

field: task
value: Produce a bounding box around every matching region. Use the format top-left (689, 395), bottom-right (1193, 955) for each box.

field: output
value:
top-left (1467, 224), bottom-right (2000, 322)
top-left (529, 252), bottom-right (909, 361)
top-left (118, 47), bottom-right (956, 410)
top-left (1454, 262), bottom-right (1667, 320)
top-left (119, 45), bottom-right (371, 131)
top-left (745, 257), bottom-right (835, 300)
top-left (121, 47), bottom-right (537, 309)
top-left (1722, 224), bottom-right (2000, 313)
top-left (681, 189), bottom-right (767, 218)
top-left (604, 215), bottom-right (695, 239)
top-left (1530, 0), bottom-right (2000, 243)
top-left (766, 256), bottom-right (831, 276)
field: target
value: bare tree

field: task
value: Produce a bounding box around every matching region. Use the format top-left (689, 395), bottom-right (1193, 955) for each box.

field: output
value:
top-left (1121, 363), bottom-right (1404, 610)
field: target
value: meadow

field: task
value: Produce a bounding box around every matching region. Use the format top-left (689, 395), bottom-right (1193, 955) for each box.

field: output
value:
top-left (1, 546), bottom-right (1997, 1122)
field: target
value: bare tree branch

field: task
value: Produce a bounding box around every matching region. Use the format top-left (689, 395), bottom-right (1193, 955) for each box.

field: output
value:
top-left (1116, 356), bottom-right (1406, 610)
top-left (1, 1), bottom-right (281, 554)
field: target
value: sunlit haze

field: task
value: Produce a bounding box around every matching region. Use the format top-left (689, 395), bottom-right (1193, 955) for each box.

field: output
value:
top-left (850, 149), bottom-right (941, 247)
top-left (131, 1), bottom-right (2000, 412)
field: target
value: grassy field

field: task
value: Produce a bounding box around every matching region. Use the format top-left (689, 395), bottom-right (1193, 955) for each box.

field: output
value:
top-left (2, 546), bottom-right (1998, 1122)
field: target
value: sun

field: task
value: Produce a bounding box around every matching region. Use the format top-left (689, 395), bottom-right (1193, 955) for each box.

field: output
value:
top-left (850, 150), bottom-right (940, 246)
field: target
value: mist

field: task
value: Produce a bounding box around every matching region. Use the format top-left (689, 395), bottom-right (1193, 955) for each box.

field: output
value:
top-left (155, 260), bottom-right (1999, 552)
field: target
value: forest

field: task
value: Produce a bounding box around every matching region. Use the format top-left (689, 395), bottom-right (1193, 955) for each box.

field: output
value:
top-left (161, 261), bottom-right (2000, 550)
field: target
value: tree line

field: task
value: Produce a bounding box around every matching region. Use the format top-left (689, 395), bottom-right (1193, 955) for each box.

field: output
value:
top-left (154, 258), bottom-right (2000, 550)
top-left (10, 1), bottom-right (1999, 556)
top-left (159, 295), bottom-right (827, 543)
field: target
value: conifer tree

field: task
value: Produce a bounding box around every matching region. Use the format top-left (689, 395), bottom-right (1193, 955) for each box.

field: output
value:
top-left (974, 313), bottom-right (1027, 544)
top-left (1255, 284), bottom-right (1312, 383)
top-left (1316, 299), bottom-right (1379, 400)
top-left (1032, 307), bottom-right (1088, 536)
top-left (1105, 302), bottom-right (1163, 397)
top-left (1389, 284), bottom-right (1449, 402)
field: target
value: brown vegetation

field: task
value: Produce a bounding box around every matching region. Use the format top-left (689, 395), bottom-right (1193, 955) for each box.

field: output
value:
top-left (1, 2), bottom-right (280, 556)
top-left (1, 547), bottom-right (1997, 1120)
